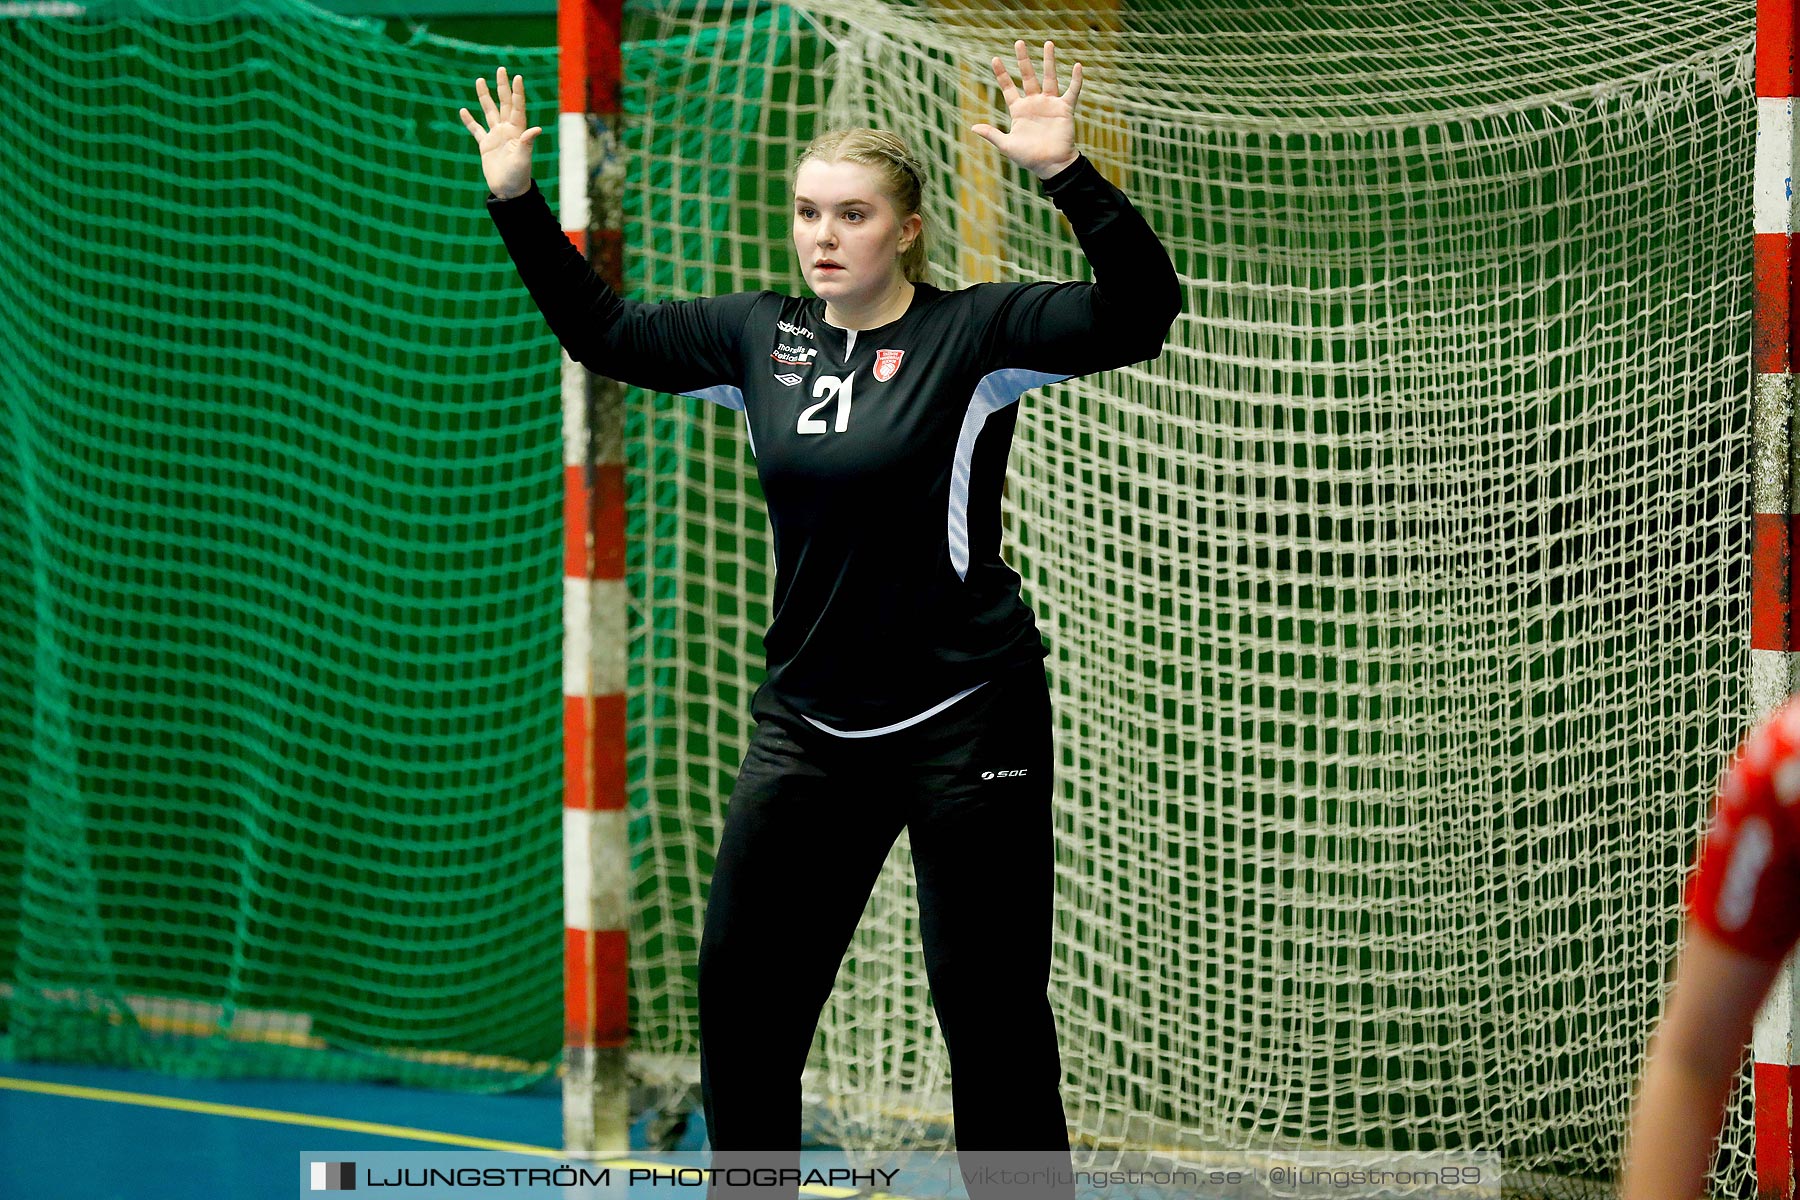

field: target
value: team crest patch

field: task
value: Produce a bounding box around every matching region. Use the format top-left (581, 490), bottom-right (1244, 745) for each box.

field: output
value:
top-left (873, 348), bottom-right (905, 382)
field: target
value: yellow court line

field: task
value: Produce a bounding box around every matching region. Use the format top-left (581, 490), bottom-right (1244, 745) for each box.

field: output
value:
top-left (0, 1076), bottom-right (901, 1197)
top-left (0, 1075), bottom-right (564, 1157)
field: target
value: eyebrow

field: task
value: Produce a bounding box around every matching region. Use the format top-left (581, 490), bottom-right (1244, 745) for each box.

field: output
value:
top-left (793, 196), bottom-right (874, 207)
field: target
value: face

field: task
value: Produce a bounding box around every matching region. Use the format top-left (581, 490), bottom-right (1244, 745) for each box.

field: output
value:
top-left (792, 158), bottom-right (921, 302)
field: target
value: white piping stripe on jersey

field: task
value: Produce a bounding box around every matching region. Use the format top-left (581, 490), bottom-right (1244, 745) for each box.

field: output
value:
top-left (743, 411), bottom-right (756, 457)
top-left (802, 680), bottom-right (989, 738)
top-left (682, 384), bottom-right (746, 412)
top-left (948, 368), bottom-right (1071, 580)
top-left (1777, 758), bottom-right (1800, 807)
top-left (1719, 815), bottom-right (1775, 933)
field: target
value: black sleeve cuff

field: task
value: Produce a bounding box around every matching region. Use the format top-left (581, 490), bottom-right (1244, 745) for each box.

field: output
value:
top-left (1038, 154), bottom-right (1096, 195)
top-left (486, 178), bottom-right (540, 205)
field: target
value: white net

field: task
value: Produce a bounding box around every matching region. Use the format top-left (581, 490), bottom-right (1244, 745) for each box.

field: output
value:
top-left (618, 1), bottom-right (1757, 1193)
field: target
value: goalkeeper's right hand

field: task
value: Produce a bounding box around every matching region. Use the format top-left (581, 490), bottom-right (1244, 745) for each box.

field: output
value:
top-left (459, 66), bottom-right (543, 200)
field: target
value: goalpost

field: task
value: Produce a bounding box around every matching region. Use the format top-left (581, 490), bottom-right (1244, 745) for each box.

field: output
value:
top-left (1753, 2), bottom-right (1800, 1193)
top-left (558, 0), bottom-right (632, 1157)
top-left (0, 0), bottom-right (1768, 1194)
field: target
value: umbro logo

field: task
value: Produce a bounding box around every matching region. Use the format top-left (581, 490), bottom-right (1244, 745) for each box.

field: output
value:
top-left (981, 769), bottom-right (1028, 780)
top-left (774, 373), bottom-right (803, 386)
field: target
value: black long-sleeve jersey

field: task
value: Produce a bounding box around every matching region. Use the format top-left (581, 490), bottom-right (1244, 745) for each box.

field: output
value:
top-left (487, 154), bottom-right (1180, 737)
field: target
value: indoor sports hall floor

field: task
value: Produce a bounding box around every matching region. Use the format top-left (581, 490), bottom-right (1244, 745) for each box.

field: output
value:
top-left (0, 1061), bottom-right (957, 1199)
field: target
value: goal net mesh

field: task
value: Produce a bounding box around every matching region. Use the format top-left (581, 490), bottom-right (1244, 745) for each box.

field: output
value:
top-left (0, 0), bottom-right (1758, 1192)
top-left (622, 0), bottom-right (1756, 1192)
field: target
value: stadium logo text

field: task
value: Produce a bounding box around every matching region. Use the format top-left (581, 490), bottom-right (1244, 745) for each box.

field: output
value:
top-left (777, 319), bottom-right (814, 340)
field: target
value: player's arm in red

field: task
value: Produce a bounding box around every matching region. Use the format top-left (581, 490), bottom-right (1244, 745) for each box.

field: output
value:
top-left (1621, 705), bottom-right (1800, 1200)
top-left (1620, 926), bottom-right (1782, 1200)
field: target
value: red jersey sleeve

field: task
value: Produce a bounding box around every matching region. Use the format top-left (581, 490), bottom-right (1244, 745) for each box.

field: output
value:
top-left (1687, 698), bottom-right (1800, 961)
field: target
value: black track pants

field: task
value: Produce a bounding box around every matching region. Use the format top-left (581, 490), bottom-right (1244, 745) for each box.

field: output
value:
top-left (698, 661), bottom-right (1072, 1197)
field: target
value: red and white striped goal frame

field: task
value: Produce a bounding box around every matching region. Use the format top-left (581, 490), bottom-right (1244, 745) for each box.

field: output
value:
top-left (1755, 1), bottom-right (1800, 1193)
top-left (558, 0), bottom-right (629, 1157)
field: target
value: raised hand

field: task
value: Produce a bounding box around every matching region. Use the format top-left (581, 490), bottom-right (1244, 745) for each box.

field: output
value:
top-left (458, 67), bottom-right (544, 200)
top-left (970, 40), bottom-right (1082, 180)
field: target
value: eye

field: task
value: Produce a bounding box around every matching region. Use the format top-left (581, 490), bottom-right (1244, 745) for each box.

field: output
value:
top-left (797, 207), bottom-right (816, 219)
top-left (845, 211), bottom-right (865, 222)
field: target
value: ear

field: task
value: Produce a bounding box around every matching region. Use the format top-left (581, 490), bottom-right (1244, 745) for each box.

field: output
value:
top-left (900, 211), bottom-right (923, 252)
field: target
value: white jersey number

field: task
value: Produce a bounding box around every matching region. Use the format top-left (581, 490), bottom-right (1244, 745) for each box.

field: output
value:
top-left (798, 372), bottom-right (855, 435)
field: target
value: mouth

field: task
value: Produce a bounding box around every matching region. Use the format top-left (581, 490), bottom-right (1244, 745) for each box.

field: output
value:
top-left (814, 260), bottom-right (843, 272)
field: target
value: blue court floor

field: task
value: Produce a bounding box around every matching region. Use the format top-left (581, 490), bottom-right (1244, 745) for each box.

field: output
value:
top-left (1, 1060), bottom-right (575, 1199)
top-left (0, 1062), bottom-right (963, 1200)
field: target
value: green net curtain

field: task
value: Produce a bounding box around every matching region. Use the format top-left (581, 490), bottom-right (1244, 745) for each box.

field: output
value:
top-left (0, 0), bottom-right (571, 1090)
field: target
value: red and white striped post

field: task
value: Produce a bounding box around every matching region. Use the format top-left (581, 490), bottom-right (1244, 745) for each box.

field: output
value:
top-left (1753, 1), bottom-right (1800, 1193)
top-left (559, 0), bottom-right (630, 1156)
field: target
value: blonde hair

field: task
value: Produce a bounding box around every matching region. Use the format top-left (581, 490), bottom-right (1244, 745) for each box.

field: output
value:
top-left (791, 129), bottom-right (928, 284)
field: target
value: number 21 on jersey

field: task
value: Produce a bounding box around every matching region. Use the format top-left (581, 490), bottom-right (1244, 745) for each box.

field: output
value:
top-left (797, 372), bottom-right (854, 435)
